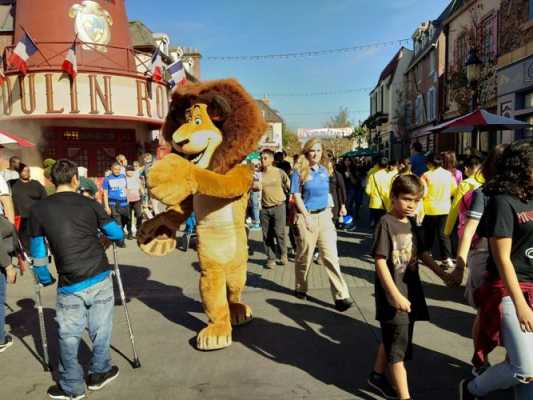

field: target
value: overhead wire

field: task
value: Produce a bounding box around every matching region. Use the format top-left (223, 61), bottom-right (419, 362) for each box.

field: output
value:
top-left (206, 38), bottom-right (410, 61)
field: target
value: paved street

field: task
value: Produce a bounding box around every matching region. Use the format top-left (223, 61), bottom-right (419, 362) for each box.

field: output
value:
top-left (1, 224), bottom-right (510, 400)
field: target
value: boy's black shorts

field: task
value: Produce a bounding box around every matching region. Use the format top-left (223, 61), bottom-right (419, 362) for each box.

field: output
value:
top-left (380, 321), bottom-right (414, 363)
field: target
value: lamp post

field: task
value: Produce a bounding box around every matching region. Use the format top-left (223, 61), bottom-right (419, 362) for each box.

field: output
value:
top-left (465, 48), bottom-right (482, 150)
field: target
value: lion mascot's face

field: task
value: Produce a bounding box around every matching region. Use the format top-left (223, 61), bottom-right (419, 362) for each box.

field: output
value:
top-left (162, 79), bottom-right (268, 173)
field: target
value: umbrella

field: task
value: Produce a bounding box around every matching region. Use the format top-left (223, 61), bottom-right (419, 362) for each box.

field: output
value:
top-left (426, 109), bottom-right (530, 133)
top-left (0, 130), bottom-right (35, 148)
top-left (245, 151), bottom-right (260, 161)
top-left (341, 148), bottom-right (379, 158)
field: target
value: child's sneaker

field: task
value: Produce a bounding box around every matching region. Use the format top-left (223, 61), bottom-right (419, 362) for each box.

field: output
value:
top-left (459, 378), bottom-right (479, 399)
top-left (47, 385), bottom-right (85, 400)
top-left (367, 371), bottom-right (398, 399)
top-left (87, 365), bottom-right (119, 391)
top-left (0, 335), bottom-right (13, 353)
top-left (471, 361), bottom-right (490, 377)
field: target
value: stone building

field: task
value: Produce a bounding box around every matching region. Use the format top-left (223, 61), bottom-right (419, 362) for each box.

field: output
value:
top-left (366, 47), bottom-right (413, 160)
top-left (496, 0), bottom-right (533, 142)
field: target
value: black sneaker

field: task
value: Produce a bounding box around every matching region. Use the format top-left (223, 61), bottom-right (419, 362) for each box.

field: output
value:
top-left (87, 365), bottom-right (119, 391)
top-left (0, 335), bottom-right (13, 353)
top-left (127, 233), bottom-right (133, 240)
top-left (459, 378), bottom-right (478, 400)
top-left (334, 297), bottom-right (354, 312)
top-left (117, 241), bottom-right (126, 248)
top-left (367, 371), bottom-right (398, 399)
top-left (47, 385), bottom-right (85, 400)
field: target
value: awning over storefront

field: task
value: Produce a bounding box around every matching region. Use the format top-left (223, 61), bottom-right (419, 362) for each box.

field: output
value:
top-left (0, 129), bottom-right (35, 148)
top-left (341, 148), bottom-right (379, 158)
top-left (426, 109), bottom-right (530, 133)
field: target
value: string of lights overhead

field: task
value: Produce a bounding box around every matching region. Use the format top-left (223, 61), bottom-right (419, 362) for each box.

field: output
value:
top-left (283, 109), bottom-right (370, 116)
top-left (206, 39), bottom-right (410, 61)
top-left (254, 87), bottom-right (373, 97)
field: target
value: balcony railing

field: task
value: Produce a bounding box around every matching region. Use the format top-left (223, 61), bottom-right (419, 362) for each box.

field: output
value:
top-left (2, 41), bottom-right (156, 77)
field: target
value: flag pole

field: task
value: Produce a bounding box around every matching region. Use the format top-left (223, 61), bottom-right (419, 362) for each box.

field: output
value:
top-left (19, 25), bottom-right (51, 67)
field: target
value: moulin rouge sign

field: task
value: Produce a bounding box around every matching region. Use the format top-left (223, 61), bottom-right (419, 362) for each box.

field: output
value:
top-left (0, 72), bottom-right (169, 123)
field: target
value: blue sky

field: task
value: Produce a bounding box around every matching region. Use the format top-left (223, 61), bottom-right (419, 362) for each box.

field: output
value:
top-left (127, 0), bottom-right (451, 130)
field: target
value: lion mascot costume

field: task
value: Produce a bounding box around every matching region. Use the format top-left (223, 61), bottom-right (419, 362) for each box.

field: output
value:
top-left (137, 79), bottom-right (267, 351)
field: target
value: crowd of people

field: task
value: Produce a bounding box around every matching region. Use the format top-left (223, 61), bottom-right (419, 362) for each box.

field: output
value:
top-left (0, 153), bottom-right (160, 399)
top-left (249, 139), bottom-right (533, 400)
top-left (0, 138), bottom-right (531, 399)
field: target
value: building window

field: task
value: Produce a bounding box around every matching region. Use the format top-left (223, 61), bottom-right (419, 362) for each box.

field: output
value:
top-left (265, 125), bottom-right (274, 142)
top-left (405, 101), bottom-right (413, 127)
top-left (455, 35), bottom-right (468, 71)
top-left (415, 95), bottom-right (423, 125)
top-left (429, 51), bottom-right (436, 80)
top-left (525, 91), bottom-right (533, 108)
top-left (480, 14), bottom-right (497, 63)
top-left (426, 87), bottom-right (436, 121)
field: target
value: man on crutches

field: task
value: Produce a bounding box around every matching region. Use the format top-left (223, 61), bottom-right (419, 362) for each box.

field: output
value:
top-left (29, 159), bottom-right (124, 400)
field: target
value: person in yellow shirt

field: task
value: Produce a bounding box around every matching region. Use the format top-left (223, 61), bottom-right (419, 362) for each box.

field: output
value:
top-left (366, 157), bottom-right (396, 227)
top-left (421, 153), bottom-right (457, 268)
top-left (443, 154), bottom-right (484, 237)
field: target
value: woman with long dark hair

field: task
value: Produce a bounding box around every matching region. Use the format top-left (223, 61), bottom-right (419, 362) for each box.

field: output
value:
top-left (460, 140), bottom-right (533, 400)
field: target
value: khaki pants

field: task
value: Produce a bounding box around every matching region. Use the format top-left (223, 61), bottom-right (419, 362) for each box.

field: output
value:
top-left (294, 209), bottom-right (350, 300)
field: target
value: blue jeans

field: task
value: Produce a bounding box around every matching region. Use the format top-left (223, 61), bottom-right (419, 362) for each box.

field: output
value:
top-left (0, 271), bottom-right (5, 344)
top-left (56, 276), bottom-right (114, 396)
top-left (469, 296), bottom-right (533, 399)
top-left (250, 192), bottom-right (260, 224)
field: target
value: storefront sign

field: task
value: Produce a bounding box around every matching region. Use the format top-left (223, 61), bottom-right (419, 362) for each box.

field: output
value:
top-left (297, 127), bottom-right (353, 139)
top-left (0, 72), bottom-right (169, 123)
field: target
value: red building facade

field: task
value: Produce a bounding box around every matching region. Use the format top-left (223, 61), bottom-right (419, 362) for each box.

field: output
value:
top-left (0, 0), bottom-right (169, 176)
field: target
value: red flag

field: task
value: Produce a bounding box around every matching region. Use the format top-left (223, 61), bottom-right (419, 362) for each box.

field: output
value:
top-left (151, 47), bottom-right (164, 82)
top-left (62, 41), bottom-right (77, 79)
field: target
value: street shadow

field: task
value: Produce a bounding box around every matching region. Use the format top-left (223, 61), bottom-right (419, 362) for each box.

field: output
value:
top-left (234, 298), bottom-right (470, 399)
top-left (115, 264), bottom-right (205, 335)
top-left (5, 298), bottom-right (92, 378)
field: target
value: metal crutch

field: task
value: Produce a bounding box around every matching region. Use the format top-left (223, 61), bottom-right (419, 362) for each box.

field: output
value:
top-left (18, 239), bottom-right (51, 372)
top-left (32, 276), bottom-right (51, 371)
top-left (111, 243), bottom-right (141, 368)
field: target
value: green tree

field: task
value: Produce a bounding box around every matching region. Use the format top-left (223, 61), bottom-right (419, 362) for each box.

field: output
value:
top-left (324, 106), bottom-right (353, 128)
top-left (282, 126), bottom-right (301, 155)
top-left (350, 125), bottom-right (368, 148)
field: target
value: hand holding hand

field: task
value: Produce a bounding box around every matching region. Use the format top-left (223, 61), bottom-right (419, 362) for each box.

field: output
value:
top-left (449, 267), bottom-right (465, 287)
top-left (516, 302), bottom-right (533, 333)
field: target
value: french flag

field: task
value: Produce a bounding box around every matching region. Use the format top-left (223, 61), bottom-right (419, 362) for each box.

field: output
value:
top-left (8, 33), bottom-right (38, 75)
top-left (151, 47), bottom-right (164, 82)
top-left (62, 41), bottom-right (77, 79)
top-left (168, 60), bottom-right (187, 88)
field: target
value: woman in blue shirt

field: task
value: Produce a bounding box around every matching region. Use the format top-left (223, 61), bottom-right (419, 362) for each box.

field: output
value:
top-left (290, 139), bottom-right (353, 311)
